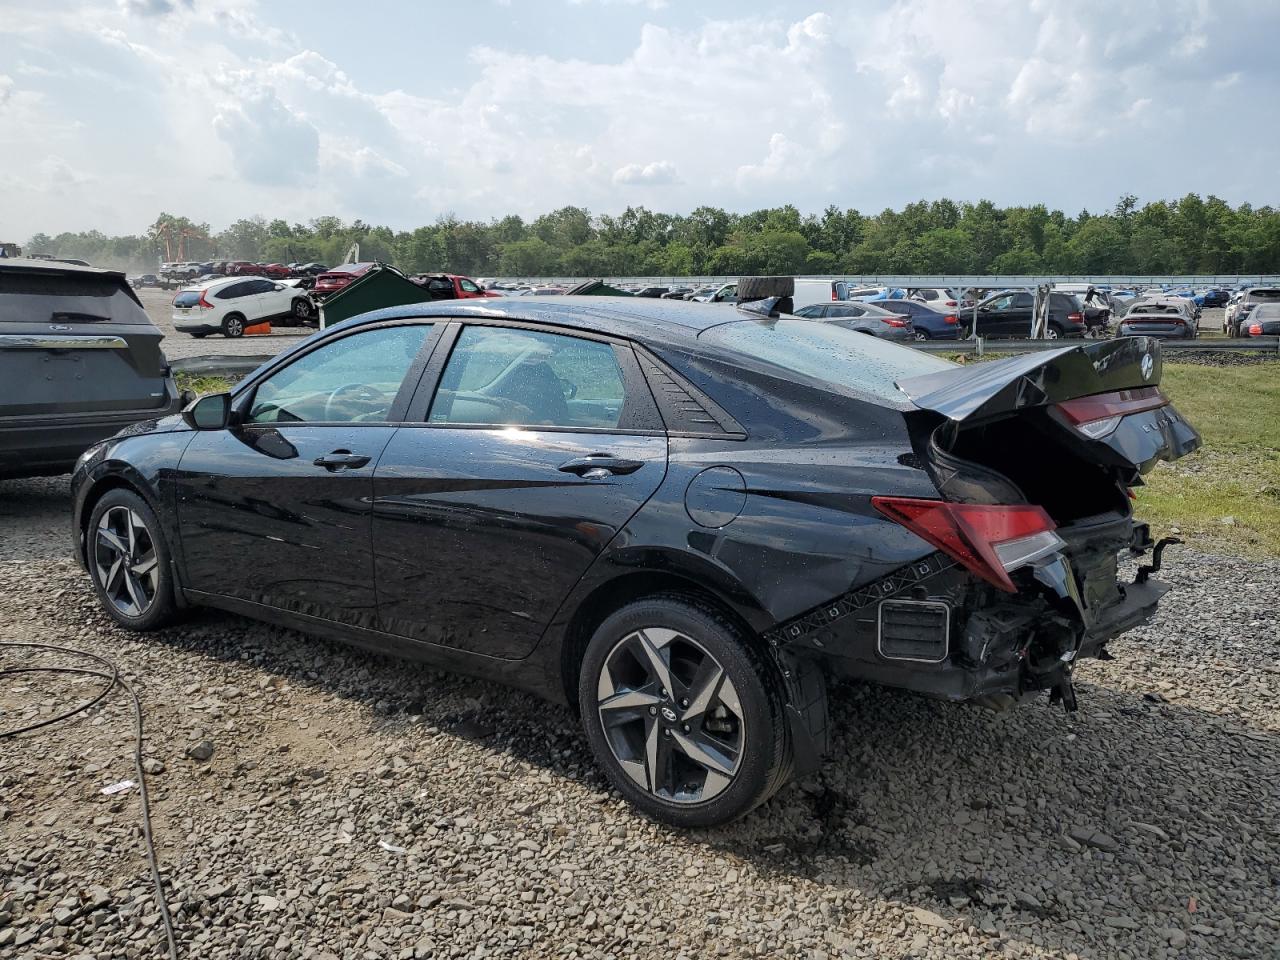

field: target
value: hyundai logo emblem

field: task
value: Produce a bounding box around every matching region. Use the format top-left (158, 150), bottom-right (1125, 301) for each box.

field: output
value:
top-left (1140, 354), bottom-right (1154, 380)
top-left (660, 706), bottom-right (677, 723)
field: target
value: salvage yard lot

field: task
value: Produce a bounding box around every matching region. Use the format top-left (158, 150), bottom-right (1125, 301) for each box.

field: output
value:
top-left (2, 356), bottom-right (1279, 958)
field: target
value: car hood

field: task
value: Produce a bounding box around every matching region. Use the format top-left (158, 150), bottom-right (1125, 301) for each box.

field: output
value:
top-left (112, 412), bottom-right (192, 439)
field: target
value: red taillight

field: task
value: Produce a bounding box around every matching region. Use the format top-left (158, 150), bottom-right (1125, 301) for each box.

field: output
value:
top-left (1068, 312), bottom-right (1084, 323)
top-left (831, 288), bottom-right (838, 300)
top-left (945, 300), bottom-right (957, 307)
top-left (1249, 323), bottom-right (1262, 335)
top-left (943, 314), bottom-right (958, 324)
top-left (198, 292), bottom-right (214, 310)
top-left (1057, 386), bottom-right (1166, 439)
top-left (871, 497), bottom-right (1061, 593)
top-left (881, 317), bottom-right (907, 327)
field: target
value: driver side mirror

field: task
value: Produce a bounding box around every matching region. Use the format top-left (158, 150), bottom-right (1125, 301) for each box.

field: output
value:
top-left (182, 392), bottom-right (233, 430)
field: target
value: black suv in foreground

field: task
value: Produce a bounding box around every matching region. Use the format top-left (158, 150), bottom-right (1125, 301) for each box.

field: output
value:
top-left (1, 258), bottom-right (182, 479)
top-left (71, 295), bottom-right (1198, 826)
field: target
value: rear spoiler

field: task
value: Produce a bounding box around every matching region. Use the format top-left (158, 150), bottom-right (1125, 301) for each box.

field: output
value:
top-left (896, 337), bottom-right (1163, 423)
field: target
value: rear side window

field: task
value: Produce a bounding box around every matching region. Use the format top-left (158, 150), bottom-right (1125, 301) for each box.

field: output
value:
top-left (699, 318), bottom-right (952, 403)
top-left (216, 282), bottom-right (251, 300)
top-left (429, 326), bottom-right (626, 430)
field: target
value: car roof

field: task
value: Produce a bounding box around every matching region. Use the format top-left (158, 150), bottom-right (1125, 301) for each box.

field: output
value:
top-left (333, 295), bottom-right (744, 348)
top-left (0, 257), bottom-right (124, 279)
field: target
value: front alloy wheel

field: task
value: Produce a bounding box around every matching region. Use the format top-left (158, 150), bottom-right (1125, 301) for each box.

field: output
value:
top-left (580, 596), bottom-right (793, 827)
top-left (597, 628), bottom-right (745, 803)
top-left (87, 489), bottom-right (177, 631)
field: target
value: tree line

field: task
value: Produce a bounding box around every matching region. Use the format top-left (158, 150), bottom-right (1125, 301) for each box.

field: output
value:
top-left (23, 194), bottom-right (1280, 278)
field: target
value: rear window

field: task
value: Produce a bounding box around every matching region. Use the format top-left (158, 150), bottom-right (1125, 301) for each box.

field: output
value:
top-left (173, 291), bottom-right (203, 307)
top-left (700, 318), bottom-right (952, 403)
top-left (0, 268), bottom-right (150, 324)
top-left (1248, 289), bottom-right (1280, 301)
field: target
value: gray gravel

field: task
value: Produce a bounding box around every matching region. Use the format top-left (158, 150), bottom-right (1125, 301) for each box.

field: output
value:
top-left (1, 480), bottom-right (1277, 959)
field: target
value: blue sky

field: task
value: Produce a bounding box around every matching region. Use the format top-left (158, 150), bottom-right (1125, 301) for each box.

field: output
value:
top-left (1, 0), bottom-right (1277, 239)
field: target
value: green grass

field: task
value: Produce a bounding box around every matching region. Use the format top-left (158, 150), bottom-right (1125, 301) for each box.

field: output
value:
top-left (1134, 362), bottom-right (1280, 555)
top-left (175, 373), bottom-right (236, 396)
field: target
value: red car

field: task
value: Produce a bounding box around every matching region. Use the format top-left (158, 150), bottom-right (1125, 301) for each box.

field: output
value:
top-left (261, 263), bottom-right (291, 279)
top-left (412, 273), bottom-right (502, 300)
top-left (312, 262), bottom-right (378, 298)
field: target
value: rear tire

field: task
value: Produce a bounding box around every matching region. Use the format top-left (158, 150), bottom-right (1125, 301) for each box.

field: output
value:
top-left (86, 489), bottom-right (178, 632)
top-left (222, 313), bottom-right (246, 338)
top-left (579, 595), bottom-right (791, 827)
top-left (1047, 323), bottom-right (1063, 339)
top-left (913, 330), bottom-right (930, 341)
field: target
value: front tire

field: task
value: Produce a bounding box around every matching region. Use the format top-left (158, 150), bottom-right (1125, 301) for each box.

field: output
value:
top-left (579, 596), bottom-right (791, 827)
top-left (222, 313), bottom-right (246, 338)
top-left (87, 489), bottom-right (178, 632)
top-left (292, 298), bottom-right (312, 323)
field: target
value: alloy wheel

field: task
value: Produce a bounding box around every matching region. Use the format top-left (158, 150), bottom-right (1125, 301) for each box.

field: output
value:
top-left (293, 299), bottom-right (310, 319)
top-left (225, 316), bottom-right (244, 337)
top-left (596, 627), bottom-right (745, 804)
top-left (93, 506), bottom-right (159, 617)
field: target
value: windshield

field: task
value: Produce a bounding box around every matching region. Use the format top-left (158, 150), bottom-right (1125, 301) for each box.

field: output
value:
top-left (699, 317), bottom-right (953, 403)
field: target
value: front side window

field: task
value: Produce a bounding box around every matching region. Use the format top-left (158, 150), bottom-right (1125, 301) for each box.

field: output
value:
top-left (246, 324), bottom-right (432, 424)
top-left (793, 305), bottom-right (825, 318)
top-left (429, 326), bottom-right (626, 430)
top-left (987, 294), bottom-right (1015, 311)
top-left (459, 279), bottom-right (480, 293)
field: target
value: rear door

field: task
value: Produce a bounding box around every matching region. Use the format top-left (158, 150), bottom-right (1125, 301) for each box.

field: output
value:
top-left (0, 263), bottom-right (170, 421)
top-left (372, 322), bottom-right (668, 658)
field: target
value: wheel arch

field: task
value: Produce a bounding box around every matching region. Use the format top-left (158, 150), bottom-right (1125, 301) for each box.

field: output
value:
top-left (75, 467), bottom-right (165, 565)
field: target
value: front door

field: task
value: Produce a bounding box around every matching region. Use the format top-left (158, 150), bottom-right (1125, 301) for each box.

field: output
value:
top-left (373, 323), bottom-right (668, 658)
top-left (176, 322), bottom-right (438, 628)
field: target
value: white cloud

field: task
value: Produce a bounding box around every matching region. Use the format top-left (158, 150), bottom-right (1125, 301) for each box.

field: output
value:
top-left (212, 91), bottom-right (320, 187)
top-left (612, 160), bottom-right (679, 185)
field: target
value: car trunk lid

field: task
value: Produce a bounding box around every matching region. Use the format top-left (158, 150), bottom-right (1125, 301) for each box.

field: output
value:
top-left (0, 261), bottom-right (172, 419)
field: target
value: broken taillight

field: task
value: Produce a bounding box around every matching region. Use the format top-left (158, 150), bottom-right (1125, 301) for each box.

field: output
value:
top-left (1057, 387), bottom-right (1166, 439)
top-left (871, 497), bottom-right (1063, 593)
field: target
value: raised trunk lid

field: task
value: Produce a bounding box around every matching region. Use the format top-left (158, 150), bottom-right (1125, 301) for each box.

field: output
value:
top-left (897, 337), bottom-right (1200, 476)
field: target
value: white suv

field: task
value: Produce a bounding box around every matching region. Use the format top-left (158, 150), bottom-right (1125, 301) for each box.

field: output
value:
top-left (171, 277), bottom-right (313, 338)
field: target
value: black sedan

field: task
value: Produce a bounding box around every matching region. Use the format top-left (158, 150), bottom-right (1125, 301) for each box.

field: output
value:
top-left (71, 297), bottom-right (1199, 826)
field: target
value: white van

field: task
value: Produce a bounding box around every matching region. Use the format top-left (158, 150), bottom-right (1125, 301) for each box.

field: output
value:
top-left (792, 278), bottom-right (854, 309)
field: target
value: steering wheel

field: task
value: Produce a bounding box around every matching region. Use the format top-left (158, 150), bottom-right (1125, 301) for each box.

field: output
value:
top-left (323, 382), bottom-right (390, 420)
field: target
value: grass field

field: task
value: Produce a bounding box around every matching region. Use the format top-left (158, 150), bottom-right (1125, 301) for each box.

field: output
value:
top-left (1136, 361), bottom-right (1280, 555)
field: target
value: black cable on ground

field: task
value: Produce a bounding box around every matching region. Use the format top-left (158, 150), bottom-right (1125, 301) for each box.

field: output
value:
top-left (0, 641), bottom-right (179, 960)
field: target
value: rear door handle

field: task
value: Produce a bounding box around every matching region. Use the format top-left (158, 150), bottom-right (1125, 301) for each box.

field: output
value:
top-left (313, 449), bottom-right (371, 470)
top-left (557, 454), bottom-right (644, 478)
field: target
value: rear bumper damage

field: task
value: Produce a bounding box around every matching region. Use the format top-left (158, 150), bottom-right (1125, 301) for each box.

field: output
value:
top-left (766, 525), bottom-right (1176, 712)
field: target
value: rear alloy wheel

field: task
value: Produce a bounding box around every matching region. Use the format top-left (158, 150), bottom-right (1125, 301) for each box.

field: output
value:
top-left (1046, 324), bottom-right (1063, 339)
top-left (579, 597), bottom-right (791, 827)
top-left (913, 330), bottom-right (930, 341)
top-left (222, 313), bottom-right (245, 338)
top-left (88, 489), bottom-right (177, 631)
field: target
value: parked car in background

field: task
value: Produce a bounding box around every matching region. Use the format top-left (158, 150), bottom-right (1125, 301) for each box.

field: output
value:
top-left (691, 282), bottom-right (737, 304)
top-left (909, 288), bottom-right (960, 309)
top-left (70, 297), bottom-right (1199, 826)
top-left (313, 262), bottom-right (378, 299)
top-left (411, 273), bottom-right (504, 301)
top-left (294, 262), bottom-right (329, 277)
top-left (1242, 302), bottom-right (1280, 337)
top-left (684, 287), bottom-right (718, 301)
top-left (661, 287), bottom-right (694, 299)
top-left (792, 279), bottom-right (854, 308)
top-left (1199, 288), bottom-right (1230, 308)
top-left (792, 301), bottom-right (915, 341)
top-left (1224, 287), bottom-right (1280, 336)
top-left (260, 263), bottom-right (291, 279)
top-left (971, 290), bottom-right (1086, 338)
top-left (1115, 301), bottom-right (1198, 339)
top-left (0, 258), bottom-right (182, 479)
top-left (875, 299), bottom-right (966, 340)
top-left (171, 276), bottom-right (314, 338)
top-left (633, 286), bottom-right (670, 298)
top-left (130, 274), bottom-right (160, 288)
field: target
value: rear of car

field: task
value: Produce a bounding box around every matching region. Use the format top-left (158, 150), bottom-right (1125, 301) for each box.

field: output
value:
top-left (1230, 287), bottom-right (1280, 336)
top-left (877, 299), bottom-right (964, 340)
top-left (1243, 303), bottom-right (1280, 337)
top-left (0, 259), bottom-right (181, 478)
top-left (1117, 304), bottom-right (1197, 339)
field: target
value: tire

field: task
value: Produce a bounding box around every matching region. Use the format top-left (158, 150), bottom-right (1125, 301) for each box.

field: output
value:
top-left (913, 330), bottom-right (930, 341)
top-left (579, 595), bottom-right (791, 828)
top-left (86, 488), bottom-right (178, 632)
top-left (222, 313), bottom-right (246, 338)
top-left (291, 298), bottom-right (312, 323)
top-left (1047, 323), bottom-right (1063, 340)
top-left (735, 276), bottom-right (794, 301)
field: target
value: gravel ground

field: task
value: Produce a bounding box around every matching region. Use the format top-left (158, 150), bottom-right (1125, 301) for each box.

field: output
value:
top-left (1, 476), bottom-right (1277, 959)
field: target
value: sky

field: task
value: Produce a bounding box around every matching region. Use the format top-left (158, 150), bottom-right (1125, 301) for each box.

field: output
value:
top-left (1, 0), bottom-right (1277, 240)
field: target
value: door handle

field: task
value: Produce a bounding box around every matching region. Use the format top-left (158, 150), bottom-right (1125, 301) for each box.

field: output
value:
top-left (557, 454), bottom-right (644, 477)
top-left (313, 449), bottom-right (371, 470)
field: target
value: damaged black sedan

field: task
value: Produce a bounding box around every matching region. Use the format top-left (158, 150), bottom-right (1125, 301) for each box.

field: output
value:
top-left (70, 295), bottom-right (1199, 826)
